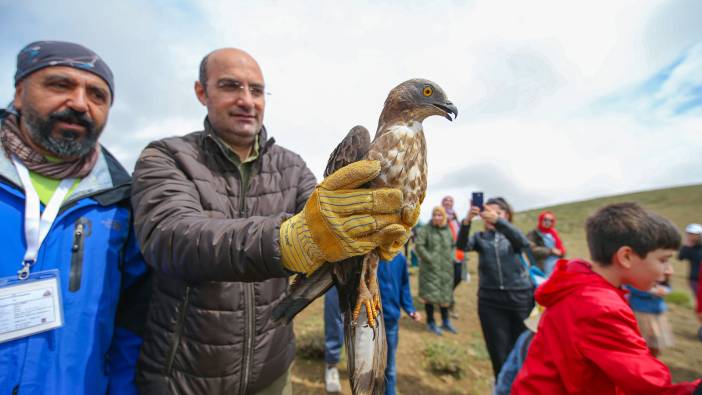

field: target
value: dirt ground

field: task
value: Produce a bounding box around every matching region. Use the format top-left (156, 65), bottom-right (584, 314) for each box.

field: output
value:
top-left (290, 261), bottom-right (494, 395)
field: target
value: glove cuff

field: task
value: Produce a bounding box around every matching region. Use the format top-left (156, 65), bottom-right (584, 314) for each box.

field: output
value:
top-left (279, 213), bottom-right (324, 274)
top-left (304, 189), bottom-right (346, 262)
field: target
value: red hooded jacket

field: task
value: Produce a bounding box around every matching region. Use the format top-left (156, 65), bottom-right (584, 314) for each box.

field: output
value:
top-left (512, 259), bottom-right (701, 395)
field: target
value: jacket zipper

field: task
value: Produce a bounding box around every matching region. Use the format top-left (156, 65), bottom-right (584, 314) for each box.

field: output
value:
top-left (69, 219), bottom-right (89, 292)
top-left (239, 173), bottom-right (246, 218)
top-left (213, 132), bottom-right (265, 394)
top-left (240, 283), bottom-right (256, 395)
top-left (495, 236), bottom-right (504, 290)
top-left (166, 286), bottom-right (191, 375)
top-left (236, 165), bottom-right (256, 395)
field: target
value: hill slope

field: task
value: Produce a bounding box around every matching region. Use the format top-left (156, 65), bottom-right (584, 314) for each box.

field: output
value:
top-left (512, 183), bottom-right (702, 262)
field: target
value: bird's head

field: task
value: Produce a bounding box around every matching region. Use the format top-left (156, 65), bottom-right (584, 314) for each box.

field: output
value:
top-left (378, 79), bottom-right (458, 128)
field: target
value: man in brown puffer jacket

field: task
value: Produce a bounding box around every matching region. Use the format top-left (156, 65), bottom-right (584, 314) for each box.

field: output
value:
top-left (131, 48), bottom-right (408, 394)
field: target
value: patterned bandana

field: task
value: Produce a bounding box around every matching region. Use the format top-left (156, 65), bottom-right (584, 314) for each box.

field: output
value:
top-left (14, 41), bottom-right (115, 103)
top-left (0, 113), bottom-right (98, 179)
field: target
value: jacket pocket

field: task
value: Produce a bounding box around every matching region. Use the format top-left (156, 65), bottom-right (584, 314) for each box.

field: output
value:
top-left (165, 286), bottom-right (191, 376)
top-left (69, 218), bottom-right (91, 292)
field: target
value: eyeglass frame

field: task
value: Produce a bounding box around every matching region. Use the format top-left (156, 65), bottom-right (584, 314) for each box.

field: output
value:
top-left (214, 78), bottom-right (271, 98)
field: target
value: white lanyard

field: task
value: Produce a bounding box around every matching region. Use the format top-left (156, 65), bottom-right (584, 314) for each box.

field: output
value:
top-left (12, 157), bottom-right (75, 280)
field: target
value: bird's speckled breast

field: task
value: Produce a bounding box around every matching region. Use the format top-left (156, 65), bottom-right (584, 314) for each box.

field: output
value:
top-left (366, 122), bottom-right (427, 206)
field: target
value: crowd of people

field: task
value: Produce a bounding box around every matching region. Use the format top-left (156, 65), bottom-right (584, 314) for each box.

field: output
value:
top-left (1, 40), bottom-right (701, 395)
top-left (322, 194), bottom-right (702, 395)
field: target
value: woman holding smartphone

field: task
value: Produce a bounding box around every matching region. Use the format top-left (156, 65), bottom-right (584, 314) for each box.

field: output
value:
top-left (456, 197), bottom-right (534, 379)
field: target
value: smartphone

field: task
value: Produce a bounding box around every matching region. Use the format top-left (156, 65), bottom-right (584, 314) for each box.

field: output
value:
top-left (471, 192), bottom-right (484, 211)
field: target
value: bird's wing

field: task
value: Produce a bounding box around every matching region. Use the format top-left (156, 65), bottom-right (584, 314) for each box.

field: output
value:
top-left (271, 125), bottom-right (372, 325)
top-left (271, 264), bottom-right (335, 325)
top-left (324, 125), bottom-right (372, 177)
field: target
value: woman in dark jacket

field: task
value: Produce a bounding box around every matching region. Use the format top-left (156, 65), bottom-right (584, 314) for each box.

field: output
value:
top-left (416, 206), bottom-right (457, 336)
top-left (456, 197), bottom-right (533, 379)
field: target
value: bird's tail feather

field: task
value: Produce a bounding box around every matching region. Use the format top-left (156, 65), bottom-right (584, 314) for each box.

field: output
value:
top-left (336, 257), bottom-right (387, 395)
top-left (344, 304), bottom-right (387, 395)
top-left (271, 265), bottom-right (334, 325)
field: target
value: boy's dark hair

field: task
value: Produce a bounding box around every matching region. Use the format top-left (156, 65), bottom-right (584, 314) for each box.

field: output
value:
top-left (585, 202), bottom-right (681, 266)
top-left (486, 196), bottom-right (514, 222)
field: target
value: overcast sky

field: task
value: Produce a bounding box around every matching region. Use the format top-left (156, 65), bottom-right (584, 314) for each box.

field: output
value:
top-left (2, 0), bottom-right (701, 221)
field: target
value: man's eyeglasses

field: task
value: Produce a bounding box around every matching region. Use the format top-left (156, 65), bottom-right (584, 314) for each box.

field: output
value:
top-left (216, 79), bottom-right (270, 98)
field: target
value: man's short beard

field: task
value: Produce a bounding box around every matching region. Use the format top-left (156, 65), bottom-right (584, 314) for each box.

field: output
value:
top-left (22, 105), bottom-right (103, 158)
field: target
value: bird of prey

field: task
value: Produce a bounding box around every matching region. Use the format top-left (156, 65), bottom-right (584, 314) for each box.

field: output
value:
top-left (272, 79), bottom-right (457, 395)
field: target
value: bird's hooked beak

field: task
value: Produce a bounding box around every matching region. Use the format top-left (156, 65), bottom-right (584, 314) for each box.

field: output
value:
top-left (432, 101), bottom-right (458, 121)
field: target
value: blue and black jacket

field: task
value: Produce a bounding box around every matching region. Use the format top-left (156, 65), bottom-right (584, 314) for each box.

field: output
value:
top-left (0, 111), bottom-right (149, 394)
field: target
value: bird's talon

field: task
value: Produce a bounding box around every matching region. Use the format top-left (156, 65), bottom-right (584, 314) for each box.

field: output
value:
top-left (353, 305), bottom-right (361, 322)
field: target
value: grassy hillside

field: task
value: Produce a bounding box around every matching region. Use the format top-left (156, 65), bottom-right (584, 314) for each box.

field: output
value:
top-left (290, 184), bottom-right (702, 394)
top-left (513, 184), bottom-right (702, 263)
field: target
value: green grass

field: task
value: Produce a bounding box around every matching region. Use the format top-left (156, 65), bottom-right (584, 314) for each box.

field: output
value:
top-left (467, 338), bottom-right (489, 360)
top-left (665, 291), bottom-right (693, 308)
top-left (296, 327), bottom-right (326, 360)
top-left (424, 339), bottom-right (468, 378)
top-left (294, 316), bottom-right (326, 360)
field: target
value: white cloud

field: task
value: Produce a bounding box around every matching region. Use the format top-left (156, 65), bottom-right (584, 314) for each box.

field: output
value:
top-left (2, 0), bottom-right (701, 223)
top-left (653, 45), bottom-right (702, 115)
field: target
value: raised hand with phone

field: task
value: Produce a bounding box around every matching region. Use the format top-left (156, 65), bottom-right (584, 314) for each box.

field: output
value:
top-left (464, 192), bottom-right (482, 224)
top-left (464, 192), bottom-right (503, 227)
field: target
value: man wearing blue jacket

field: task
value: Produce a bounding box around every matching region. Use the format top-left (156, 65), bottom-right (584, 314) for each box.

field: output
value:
top-left (0, 41), bottom-right (147, 394)
top-left (378, 252), bottom-right (421, 395)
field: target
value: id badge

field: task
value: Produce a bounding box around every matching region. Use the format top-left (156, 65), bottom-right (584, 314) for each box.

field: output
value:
top-left (0, 269), bottom-right (64, 343)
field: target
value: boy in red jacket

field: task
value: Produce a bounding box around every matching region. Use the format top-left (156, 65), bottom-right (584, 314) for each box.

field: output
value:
top-left (512, 203), bottom-right (702, 395)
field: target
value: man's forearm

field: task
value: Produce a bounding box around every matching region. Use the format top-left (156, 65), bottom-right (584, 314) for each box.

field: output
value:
top-left (138, 213), bottom-right (290, 282)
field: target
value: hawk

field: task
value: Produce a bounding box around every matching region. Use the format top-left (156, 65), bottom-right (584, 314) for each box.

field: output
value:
top-left (273, 79), bottom-right (457, 394)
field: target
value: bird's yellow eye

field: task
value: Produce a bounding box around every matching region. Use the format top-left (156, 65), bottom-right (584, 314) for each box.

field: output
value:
top-left (423, 86), bottom-right (433, 96)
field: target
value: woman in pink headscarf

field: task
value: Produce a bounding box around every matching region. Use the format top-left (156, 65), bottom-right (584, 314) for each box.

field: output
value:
top-left (526, 211), bottom-right (566, 276)
top-left (442, 195), bottom-right (468, 286)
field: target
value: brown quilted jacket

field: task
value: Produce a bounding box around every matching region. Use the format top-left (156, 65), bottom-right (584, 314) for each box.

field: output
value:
top-left (131, 120), bottom-right (316, 394)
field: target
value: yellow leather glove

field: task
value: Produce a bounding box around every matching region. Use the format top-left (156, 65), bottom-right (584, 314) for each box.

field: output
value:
top-left (377, 205), bottom-right (420, 260)
top-left (280, 160), bottom-right (406, 274)
top-left (378, 229), bottom-right (411, 261)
